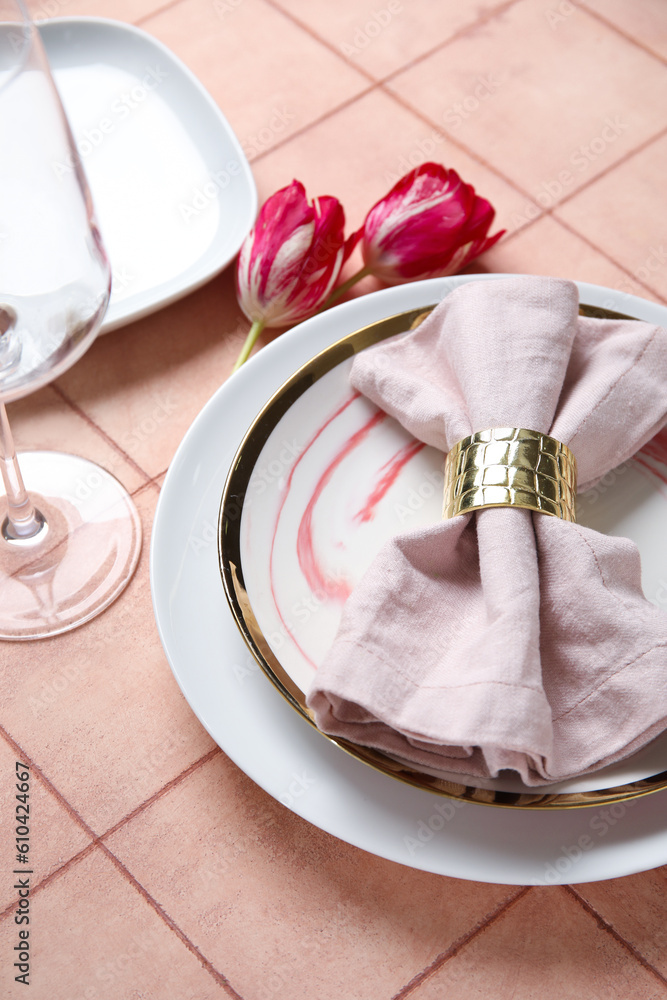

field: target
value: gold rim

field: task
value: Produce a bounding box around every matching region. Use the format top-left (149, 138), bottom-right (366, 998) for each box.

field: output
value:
top-left (218, 301), bottom-right (667, 809)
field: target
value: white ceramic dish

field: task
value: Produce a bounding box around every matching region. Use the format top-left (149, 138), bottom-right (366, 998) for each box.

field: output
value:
top-left (39, 17), bottom-right (257, 333)
top-left (151, 275), bottom-right (667, 884)
top-left (224, 309), bottom-right (667, 803)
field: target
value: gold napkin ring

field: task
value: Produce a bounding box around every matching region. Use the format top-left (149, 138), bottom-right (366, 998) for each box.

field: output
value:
top-left (443, 427), bottom-right (577, 522)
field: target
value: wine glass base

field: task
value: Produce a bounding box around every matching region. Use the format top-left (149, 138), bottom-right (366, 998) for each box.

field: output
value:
top-left (0, 451), bottom-right (142, 640)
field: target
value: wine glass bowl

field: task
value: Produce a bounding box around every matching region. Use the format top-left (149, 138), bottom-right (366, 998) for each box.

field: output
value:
top-left (0, 5), bottom-right (110, 402)
top-left (0, 1), bottom-right (142, 639)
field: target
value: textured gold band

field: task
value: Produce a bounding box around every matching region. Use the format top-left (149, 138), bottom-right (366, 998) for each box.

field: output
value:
top-left (443, 427), bottom-right (577, 522)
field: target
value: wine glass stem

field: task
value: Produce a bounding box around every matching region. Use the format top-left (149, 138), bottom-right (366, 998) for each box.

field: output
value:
top-left (0, 401), bottom-right (44, 539)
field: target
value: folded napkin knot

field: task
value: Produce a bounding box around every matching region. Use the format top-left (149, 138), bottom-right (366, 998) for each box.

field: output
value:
top-left (307, 275), bottom-right (667, 787)
top-left (443, 426), bottom-right (577, 522)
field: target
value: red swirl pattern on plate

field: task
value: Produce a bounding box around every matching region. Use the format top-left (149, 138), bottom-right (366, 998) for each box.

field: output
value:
top-left (267, 394), bottom-right (426, 668)
top-left (354, 438), bottom-right (426, 524)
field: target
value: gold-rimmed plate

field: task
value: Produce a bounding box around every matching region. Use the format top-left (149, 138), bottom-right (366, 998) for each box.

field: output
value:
top-left (219, 299), bottom-right (667, 810)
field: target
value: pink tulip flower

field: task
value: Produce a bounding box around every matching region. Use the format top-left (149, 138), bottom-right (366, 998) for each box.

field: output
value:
top-left (234, 180), bottom-right (352, 370)
top-left (352, 163), bottom-right (505, 285)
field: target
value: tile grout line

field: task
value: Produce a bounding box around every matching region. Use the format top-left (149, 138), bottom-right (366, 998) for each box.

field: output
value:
top-left (0, 725), bottom-right (222, 913)
top-left (0, 723), bottom-right (98, 840)
top-left (373, 88), bottom-right (667, 306)
top-left (1, 830), bottom-right (243, 998)
top-left (253, 1), bottom-right (522, 173)
top-left (98, 839), bottom-right (245, 1000)
top-left (0, 842), bottom-right (99, 924)
top-left (0, 468), bottom-right (155, 582)
top-left (578, 2), bottom-right (667, 67)
top-left (138, 0), bottom-right (666, 236)
top-left (245, 76), bottom-right (541, 235)
top-left (241, 22), bottom-right (667, 300)
top-left (379, 69), bottom-right (667, 250)
top-left (375, 0), bottom-right (666, 88)
top-left (0, 750), bottom-right (221, 922)
top-left (144, 466), bottom-right (170, 487)
top-left (564, 885), bottom-right (667, 988)
top-left (48, 382), bottom-right (153, 485)
top-left (269, 0), bottom-right (521, 89)
top-left (131, 476), bottom-right (163, 498)
top-left (98, 746), bottom-right (222, 842)
top-left (553, 216), bottom-right (667, 305)
top-left (552, 124), bottom-right (667, 215)
top-left (378, 85), bottom-right (542, 211)
top-left (262, 0), bottom-right (378, 84)
top-left (378, 0), bottom-right (522, 87)
top-left (135, 0), bottom-right (185, 27)
top-left (481, 209), bottom-right (667, 309)
top-left (249, 82), bottom-right (379, 168)
top-left (0, 724), bottom-right (99, 924)
top-left (390, 886), bottom-right (532, 999)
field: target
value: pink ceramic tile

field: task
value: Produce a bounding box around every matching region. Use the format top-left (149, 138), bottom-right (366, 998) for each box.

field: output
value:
top-left (6, 384), bottom-right (147, 494)
top-left (574, 871), bottom-right (667, 978)
top-left (107, 753), bottom-right (520, 1000)
top-left (54, 273), bottom-right (247, 479)
top-left (141, 0), bottom-right (368, 163)
top-left (0, 847), bottom-right (227, 999)
top-left (407, 888), bottom-right (665, 999)
top-left (0, 486), bottom-right (215, 834)
top-left (0, 733), bottom-right (90, 912)
top-left (479, 215), bottom-right (663, 305)
top-left (555, 133), bottom-right (667, 302)
top-left (252, 87), bottom-right (538, 244)
top-left (26, 0), bottom-right (168, 23)
top-left (271, 0), bottom-right (511, 79)
top-left (387, 0), bottom-right (667, 204)
top-left (581, 0), bottom-right (667, 61)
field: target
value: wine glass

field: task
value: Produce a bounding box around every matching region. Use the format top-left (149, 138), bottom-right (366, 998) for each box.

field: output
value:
top-left (0, 0), bottom-right (141, 639)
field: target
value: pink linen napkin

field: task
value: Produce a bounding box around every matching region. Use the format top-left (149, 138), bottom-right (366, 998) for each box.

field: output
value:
top-left (306, 276), bottom-right (667, 786)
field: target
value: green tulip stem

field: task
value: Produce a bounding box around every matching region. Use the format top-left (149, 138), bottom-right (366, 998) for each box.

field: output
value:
top-left (233, 318), bottom-right (266, 372)
top-left (319, 265), bottom-right (373, 311)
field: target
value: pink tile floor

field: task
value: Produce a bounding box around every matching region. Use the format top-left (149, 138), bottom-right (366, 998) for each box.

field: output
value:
top-left (3, 0), bottom-right (667, 996)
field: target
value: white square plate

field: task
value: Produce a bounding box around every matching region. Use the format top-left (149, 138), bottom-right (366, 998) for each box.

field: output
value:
top-left (39, 17), bottom-right (257, 332)
top-left (151, 275), bottom-right (667, 885)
